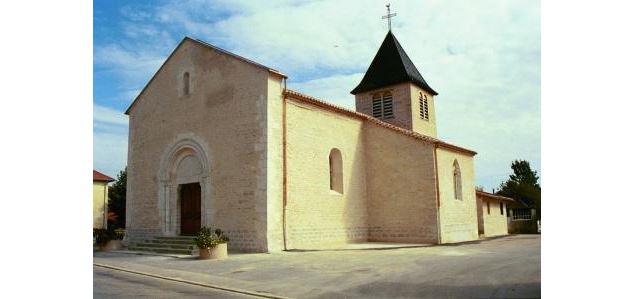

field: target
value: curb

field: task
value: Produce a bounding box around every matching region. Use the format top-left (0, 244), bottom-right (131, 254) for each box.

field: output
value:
top-left (93, 263), bottom-right (291, 299)
top-left (96, 249), bottom-right (189, 259)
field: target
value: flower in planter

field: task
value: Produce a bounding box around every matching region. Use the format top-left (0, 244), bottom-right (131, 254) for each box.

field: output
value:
top-left (113, 228), bottom-right (125, 240)
top-left (194, 227), bottom-right (229, 249)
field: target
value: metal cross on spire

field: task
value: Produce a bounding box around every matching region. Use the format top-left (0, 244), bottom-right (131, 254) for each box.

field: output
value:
top-left (382, 3), bottom-right (397, 31)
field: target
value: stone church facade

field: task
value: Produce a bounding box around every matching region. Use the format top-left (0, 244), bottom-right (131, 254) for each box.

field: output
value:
top-left (125, 31), bottom-right (479, 252)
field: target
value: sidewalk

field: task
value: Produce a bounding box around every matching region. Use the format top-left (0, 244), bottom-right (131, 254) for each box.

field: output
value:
top-left (93, 235), bottom-right (541, 298)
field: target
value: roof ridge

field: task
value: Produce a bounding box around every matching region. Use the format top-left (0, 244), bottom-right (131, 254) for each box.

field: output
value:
top-left (188, 37), bottom-right (287, 78)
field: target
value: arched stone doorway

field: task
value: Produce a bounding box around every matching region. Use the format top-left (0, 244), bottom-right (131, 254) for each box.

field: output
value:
top-left (158, 134), bottom-right (212, 236)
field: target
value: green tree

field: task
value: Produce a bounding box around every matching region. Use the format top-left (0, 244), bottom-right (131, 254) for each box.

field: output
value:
top-left (497, 160), bottom-right (541, 219)
top-left (108, 167), bottom-right (127, 229)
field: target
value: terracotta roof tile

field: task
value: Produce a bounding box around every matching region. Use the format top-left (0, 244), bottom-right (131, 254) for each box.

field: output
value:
top-left (283, 89), bottom-right (476, 156)
top-left (475, 190), bottom-right (515, 202)
top-left (93, 170), bottom-right (114, 182)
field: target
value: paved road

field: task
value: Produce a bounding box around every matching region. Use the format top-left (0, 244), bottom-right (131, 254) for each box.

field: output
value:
top-left (95, 234), bottom-right (540, 298)
top-left (94, 266), bottom-right (255, 298)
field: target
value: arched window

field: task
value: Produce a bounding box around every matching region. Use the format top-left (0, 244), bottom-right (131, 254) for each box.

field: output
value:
top-left (419, 92), bottom-right (429, 120)
top-left (329, 148), bottom-right (343, 194)
top-left (453, 160), bottom-right (462, 200)
top-left (183, 72), bottom-right (190, 95)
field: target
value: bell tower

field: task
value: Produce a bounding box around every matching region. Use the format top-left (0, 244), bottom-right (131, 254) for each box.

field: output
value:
top-left (351, 30), bottom-right (439, 138)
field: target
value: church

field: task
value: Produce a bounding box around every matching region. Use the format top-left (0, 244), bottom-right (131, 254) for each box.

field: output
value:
top-left (124, 30), bottom-right (480, 253)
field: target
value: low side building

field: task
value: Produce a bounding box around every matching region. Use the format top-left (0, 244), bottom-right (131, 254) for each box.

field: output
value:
top-left (506, 196), bottom-right (540, 234)
top-left (93, 170), bottom-right (114, 229)
top-left (476, 190), bottom-right (514, 237)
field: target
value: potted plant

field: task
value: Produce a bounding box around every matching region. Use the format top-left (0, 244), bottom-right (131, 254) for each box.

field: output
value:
top-left (194, 227), bottom-right (229, 260)
top-left (93, 228), bottom-right (125, 251)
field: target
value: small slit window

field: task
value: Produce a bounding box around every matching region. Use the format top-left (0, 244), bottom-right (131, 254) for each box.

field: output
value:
top-left (453, 160), bottom-right (462, 200)
top-left (183, 72), bottom-right (190, 95)
top-left (329, 148), bottom-right (343, 194)
top-left (500, 202), bottom-right (504, 215)
top-left (371, 92), bottom-right (394, 119)
top-left (486, 200), bottom-right (490, 214)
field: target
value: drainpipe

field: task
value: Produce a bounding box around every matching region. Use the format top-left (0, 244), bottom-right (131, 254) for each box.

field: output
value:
top-left (282, 78), bottom-right (288, 251)
top-left (432, 144), bottom-right (442, 244)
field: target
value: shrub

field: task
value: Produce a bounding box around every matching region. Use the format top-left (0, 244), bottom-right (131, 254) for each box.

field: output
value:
top-left (93, 228), bottom-right (125, 245)
top-left (194, 227), bottom-right (229, 249)
top-left (93, 229), bottom-right (109, 245)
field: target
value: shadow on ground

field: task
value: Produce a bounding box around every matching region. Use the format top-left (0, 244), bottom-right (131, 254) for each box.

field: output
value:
top-left (315, 281), bottom-right (541, 299)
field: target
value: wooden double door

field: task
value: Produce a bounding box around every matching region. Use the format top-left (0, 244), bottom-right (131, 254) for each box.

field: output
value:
top-left (180, 182), bottom-right (201, 235)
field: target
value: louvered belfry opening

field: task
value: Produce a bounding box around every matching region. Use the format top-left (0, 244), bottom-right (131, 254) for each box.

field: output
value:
top-left (371, 92), bottom-right (394, 119)
top-left (419, 93), bottom-right (429, 120)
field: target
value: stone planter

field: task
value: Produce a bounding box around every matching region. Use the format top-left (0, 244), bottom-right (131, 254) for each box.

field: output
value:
top-left (198, 243), bottom-right (228, 260)
top-left (100, 240), bottom-right (123, 251)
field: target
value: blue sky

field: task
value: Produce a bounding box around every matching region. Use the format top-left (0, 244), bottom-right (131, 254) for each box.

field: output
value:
top-left (94, 0), bottom-right (540, 190)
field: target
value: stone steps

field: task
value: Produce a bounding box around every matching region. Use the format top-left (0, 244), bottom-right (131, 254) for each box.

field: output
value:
top-left (148, 239), bottom-right (195, 245)
top-left (127, 246), bottom-right (194, 255)
top-left (128, 236), bottom-right (198, 255)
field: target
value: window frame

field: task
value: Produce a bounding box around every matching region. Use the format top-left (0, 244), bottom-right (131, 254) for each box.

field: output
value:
top-left (511, 208), bottom-right (532, 221)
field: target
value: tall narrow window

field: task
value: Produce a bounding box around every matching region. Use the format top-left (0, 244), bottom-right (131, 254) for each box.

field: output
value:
top-left (382, 92), bottom-right (394, 119)
top-left (487, 200), bottom-right (490, 214)
top-left (419, 93), bottom-right (429, 120)
top-left (372, 94), bottom-right (382, 118)
top-left (453, 160), bottom-right (462, 200)
top-left (183, 72), bottom-right (190, 95)
top-left (500, 202), bottom-right (504, 215)
top-left (329, 148), bottom-right (343, 194)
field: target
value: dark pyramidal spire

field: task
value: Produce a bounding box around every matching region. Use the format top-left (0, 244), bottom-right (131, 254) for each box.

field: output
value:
top-left (351, 31), bottom-right (438, 95)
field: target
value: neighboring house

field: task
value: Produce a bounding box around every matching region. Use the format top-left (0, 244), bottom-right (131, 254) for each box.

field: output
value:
top-left (506, 195), bottom-right (540, 234)
top-left (124, 31), bottom-right (483, 253)
top-left (476, 190), bottom-right (514, 237)
top-left (93, 170), bottom-right (114, 229)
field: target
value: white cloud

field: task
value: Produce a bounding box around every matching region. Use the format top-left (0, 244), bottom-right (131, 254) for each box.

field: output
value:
top-left (94, 104), bottom-right (128, 126)
top-left (289, 73), bottom-right (363, 109)
top-left (94, 0), bottom-right (540, 190)
top-left (94, 43), bottom-right (166, 88)
top-left (93, 131), bottom-right (128, 179)
top-left (93, 104), bottom-right (128, 177)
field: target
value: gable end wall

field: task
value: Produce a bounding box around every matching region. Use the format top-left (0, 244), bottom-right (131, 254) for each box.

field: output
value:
top-left (125, 39), bottom-right (272, 252)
